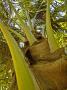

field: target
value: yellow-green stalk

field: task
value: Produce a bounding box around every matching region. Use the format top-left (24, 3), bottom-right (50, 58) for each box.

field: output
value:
top-left (46, 0), bottom-right (59, 52)
top-left (9, 27), bottom-right (26, 42)
top-left (25, 9), bottom-right (35, 31)
top-left (0, 22), bottom-right (39, 90)
top-left (7, 0), bottom-right (37, 46)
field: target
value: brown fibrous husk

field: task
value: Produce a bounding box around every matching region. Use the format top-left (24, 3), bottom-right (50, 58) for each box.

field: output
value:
top-left (26, 39), bottom-right (65, 63)
top-left (31, 57), bottom-right (67, 90)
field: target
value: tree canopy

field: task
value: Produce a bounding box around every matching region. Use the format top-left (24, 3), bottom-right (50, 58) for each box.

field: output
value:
top-left (0, 0), bottom-right (67, 90)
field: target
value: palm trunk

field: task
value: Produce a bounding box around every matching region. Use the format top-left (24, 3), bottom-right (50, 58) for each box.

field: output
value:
top-left (46, 0), bottom-right (59, 53)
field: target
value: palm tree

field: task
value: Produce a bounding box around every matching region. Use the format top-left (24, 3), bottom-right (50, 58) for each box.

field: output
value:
top-left (0, 0), bottom-right (66, 90)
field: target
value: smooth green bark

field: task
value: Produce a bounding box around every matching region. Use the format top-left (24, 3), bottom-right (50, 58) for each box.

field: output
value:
top-left (46, 0), bottom-right (59, 52)
top-left (0, 22), bottom-right (39, 90)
